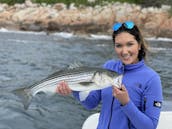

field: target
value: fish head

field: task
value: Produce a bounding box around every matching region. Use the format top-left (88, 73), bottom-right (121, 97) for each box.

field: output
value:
top-left (92, 70), bottom-right (121, 88)
top-left (101, 70), bottom-right (123, 88)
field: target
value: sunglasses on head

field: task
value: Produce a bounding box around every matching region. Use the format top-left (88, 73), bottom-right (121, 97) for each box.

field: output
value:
top-left (112, 21), bottom-right (135, 31)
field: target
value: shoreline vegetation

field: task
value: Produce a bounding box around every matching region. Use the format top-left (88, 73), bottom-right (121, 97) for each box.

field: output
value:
top-left (0, 0), bottom-right (172, 38)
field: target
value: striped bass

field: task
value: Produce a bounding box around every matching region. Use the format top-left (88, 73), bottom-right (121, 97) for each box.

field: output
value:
top-left (13, 66), bottom-right (122, 109)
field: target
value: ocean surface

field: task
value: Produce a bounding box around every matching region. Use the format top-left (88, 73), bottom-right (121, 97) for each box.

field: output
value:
top-left (0, 29), bottom-right (171, 129)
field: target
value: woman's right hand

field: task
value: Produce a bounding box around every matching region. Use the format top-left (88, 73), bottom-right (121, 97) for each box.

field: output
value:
top-left (56, 81), bottom-right (72, 96)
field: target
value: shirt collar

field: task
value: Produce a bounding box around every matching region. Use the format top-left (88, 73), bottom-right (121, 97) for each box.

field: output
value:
top-left (119, 59), bottom-right (145, 73)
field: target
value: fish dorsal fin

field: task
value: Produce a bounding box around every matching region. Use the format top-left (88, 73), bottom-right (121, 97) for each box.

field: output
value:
top-left (46, 69), bottom-right (65, 78)
top-left (67, 62), bottom-right (84, 69)
top-left (46, 62), bottom-right (84, 79)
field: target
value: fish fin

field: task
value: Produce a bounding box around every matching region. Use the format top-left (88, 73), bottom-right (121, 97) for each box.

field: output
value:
top-left (47, 62), bottom-right (84, 78)
top-left (47, 70), bottom-right (64, 78)
top-left (12, 88), bottom-right (32, 110)
top-left (79, 91), bottom-right (90, 101)
top-left (79, 81), bottom-right (94, 86)
top-left (67, 62), bottom-right (83, 69)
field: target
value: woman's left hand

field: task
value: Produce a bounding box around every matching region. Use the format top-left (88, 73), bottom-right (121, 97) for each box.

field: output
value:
top-left (112, 84), bottom-right (130, 106)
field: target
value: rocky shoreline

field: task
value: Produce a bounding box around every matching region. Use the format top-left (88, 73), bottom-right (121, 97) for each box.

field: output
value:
top-left (0, 0), bottom-right (172, 38)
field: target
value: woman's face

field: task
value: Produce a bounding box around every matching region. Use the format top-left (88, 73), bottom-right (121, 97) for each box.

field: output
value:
top-left (114, 32), bottom-right (141, 65)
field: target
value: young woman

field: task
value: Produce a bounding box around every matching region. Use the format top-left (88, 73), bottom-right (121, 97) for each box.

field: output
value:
top-left (56, 21), bottom-right (163, 129)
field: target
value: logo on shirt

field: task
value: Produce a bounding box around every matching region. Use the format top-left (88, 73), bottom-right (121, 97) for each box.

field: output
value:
top-left (153, 101), bottom-right (162, 108)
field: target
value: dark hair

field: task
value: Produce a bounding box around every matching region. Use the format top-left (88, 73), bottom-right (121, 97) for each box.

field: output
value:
top-left (112, 23), bottom-right (148, 61)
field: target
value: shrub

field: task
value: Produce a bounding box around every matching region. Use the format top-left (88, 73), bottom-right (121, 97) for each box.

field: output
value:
top-left (0, 0), bottom-right (25, 5)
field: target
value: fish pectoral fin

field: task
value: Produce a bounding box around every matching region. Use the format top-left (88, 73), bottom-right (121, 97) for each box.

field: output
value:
top-left (79, 81), bottom-right (94, 86)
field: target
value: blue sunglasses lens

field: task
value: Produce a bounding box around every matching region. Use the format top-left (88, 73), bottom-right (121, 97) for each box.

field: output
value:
top-left (112, 23), bottom-right (122, 31)
top-left (124, 21), bottom-right (134, 29)
top-left (112, 21), bottom-right (134, 31)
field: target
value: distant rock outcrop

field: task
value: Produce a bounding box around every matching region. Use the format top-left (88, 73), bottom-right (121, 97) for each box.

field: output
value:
top-left (0, 1), bottom-right (171, 38)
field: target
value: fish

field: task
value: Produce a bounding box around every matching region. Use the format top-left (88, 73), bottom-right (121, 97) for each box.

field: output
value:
top-left (12, 66), bottom-right (122, 109)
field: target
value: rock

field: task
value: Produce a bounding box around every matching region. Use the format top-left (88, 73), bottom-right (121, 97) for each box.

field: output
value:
top-left (20, 21), bottom-right (46, 31)
top-left (53, 3), bottom-right (66, 11)
top-left (0, 10), bottom-right (12, 20)
top-left (11, 8), bottom-right (37, 22)
top-left (88, 0), bottom-right (96, 3)
top-left (25, 0), bottom-right (34, 7)
top-left (0, 2), bottom-right (171, 38)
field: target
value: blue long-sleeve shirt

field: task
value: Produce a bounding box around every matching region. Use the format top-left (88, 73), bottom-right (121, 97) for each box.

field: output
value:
top-left (73, 59), bottom-right (163, 129)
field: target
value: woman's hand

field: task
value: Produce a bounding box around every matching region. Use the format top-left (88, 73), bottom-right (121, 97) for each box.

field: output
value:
top-left (112, 84), bottom-right (130, 106)
top-left (56, 81), bottom-right (72, 96)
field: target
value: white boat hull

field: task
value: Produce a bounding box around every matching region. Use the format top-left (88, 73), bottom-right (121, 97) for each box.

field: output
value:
top-left (82, 111), bottom-right (172, 129)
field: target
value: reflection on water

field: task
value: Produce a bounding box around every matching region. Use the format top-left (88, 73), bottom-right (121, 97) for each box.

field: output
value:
top-left (0, 30), bottom-right (171, 129)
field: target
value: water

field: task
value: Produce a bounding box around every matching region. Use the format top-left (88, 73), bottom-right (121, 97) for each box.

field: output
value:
top-left (0, 29), bottom-right (171, 129)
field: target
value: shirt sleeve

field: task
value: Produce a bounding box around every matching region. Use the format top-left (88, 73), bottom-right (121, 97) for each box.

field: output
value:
top-left (121, 75), bottom-right (163, 129)
top-left (73, 90), bottom-right (101, 110)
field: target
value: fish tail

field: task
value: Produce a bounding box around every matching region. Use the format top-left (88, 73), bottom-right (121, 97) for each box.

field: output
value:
top-left (12, 88), bottom-right (32, 110)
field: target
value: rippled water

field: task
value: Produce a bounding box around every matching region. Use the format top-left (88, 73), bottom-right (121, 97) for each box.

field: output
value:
top-left (0, 30), bottom-right (171, 129)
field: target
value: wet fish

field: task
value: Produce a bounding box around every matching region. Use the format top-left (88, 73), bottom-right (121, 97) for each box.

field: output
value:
top-left (12, 66), bottom-right (122, 109)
